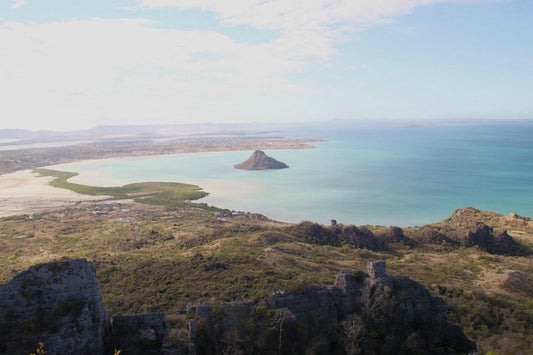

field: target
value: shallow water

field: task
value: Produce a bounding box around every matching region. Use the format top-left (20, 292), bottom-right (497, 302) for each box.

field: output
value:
top-left (50, 124), bottom-right (533, 226)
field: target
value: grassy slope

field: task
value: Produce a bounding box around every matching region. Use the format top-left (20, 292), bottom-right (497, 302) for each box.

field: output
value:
top-left (33, 168), bottom-right (213, 209)
top-left (0, 205), bottom-right (532, 354)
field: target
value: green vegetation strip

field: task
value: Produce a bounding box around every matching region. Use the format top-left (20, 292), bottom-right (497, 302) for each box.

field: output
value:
top-left (33, 168), bottom-right (210, 208)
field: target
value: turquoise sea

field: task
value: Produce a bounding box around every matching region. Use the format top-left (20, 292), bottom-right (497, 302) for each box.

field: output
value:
top-left (50, 124), bottom-right (533, 226)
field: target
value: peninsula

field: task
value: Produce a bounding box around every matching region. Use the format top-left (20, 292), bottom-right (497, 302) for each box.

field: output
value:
top-left (234, 150), bottom-right (289, 170)
top-left (0, 136), bottom-right (320, 175)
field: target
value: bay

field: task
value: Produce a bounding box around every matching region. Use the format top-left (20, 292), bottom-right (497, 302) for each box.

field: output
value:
top-left (49, 124), bottom-right (533, 226)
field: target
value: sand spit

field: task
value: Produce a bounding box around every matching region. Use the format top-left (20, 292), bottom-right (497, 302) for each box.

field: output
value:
top-left (0, 170), bottom-right (109, 217)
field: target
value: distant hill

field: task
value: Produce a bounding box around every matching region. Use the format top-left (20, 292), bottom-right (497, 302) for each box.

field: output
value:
top-left (234, 150), bottom-right (288, 170)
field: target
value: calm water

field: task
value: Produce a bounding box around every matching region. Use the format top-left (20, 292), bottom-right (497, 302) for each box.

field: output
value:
top-left (50, 124), bottom-right (533, 226)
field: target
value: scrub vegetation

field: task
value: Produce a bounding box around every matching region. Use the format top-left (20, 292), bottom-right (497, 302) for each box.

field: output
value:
top-left (0, 203), bottom-right (532, 354)
top-left (33, 168), bottom-right (213, 209)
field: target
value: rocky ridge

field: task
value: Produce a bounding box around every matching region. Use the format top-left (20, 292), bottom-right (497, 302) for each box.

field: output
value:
top-left (0, 258), bottom-right (475, 354)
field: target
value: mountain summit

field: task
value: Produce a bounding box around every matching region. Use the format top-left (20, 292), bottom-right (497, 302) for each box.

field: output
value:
top-left (234, 150), bottom-right (288, 170)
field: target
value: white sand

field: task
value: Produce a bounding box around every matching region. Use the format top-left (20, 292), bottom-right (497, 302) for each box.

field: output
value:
top-left (197, 179), bottom-right (263, 210)
top-left (0, 170), bottom-right (109, 217)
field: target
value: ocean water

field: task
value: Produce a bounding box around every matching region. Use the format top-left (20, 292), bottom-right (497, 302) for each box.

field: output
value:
top-left (49, 124), bottom-right (533, 226)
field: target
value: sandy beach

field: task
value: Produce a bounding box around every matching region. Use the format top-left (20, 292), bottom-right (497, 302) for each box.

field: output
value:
top-left (0, 170), bottom-right (109, 217)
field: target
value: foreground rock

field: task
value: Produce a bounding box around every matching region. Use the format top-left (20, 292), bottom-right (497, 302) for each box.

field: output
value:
top-left (187, 260), bottom-right (476, 354)
top-left (234, 150), bottom-right (288, 170)
top-left (0, 259), bottom-right (475, 354)
top-left (0, 259), bottom-right (109, 354)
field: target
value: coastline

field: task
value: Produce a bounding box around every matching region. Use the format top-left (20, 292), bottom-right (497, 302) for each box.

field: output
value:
top-left (0, 170), bottom-right (111, 217)
top-left (0, 138), bottom-right (322, 218)
top-left (0, 136), bottom-right (324, 176)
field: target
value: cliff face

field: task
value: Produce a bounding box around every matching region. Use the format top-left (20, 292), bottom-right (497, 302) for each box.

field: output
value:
top-left (0, 259), bottom-right (475, 355)
top-left (234, 150), bottom-right (289, 170)
top-left (188, 261), bottom-right (476, 354)
top-left (0, 259), bottom-right (109, 355)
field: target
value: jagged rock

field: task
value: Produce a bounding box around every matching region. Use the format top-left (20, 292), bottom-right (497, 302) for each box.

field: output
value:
top-left (367, 260), bottom-right (388, 281)
top-left (374, 226), bottom-right (415, 247)
top-left (0, 258), bottom-right (109, 355)
top-left (0, 259), bottom-right (476, 355)
top-left (287, 221), bottom-right (340, 246)
top-left (196, 304), bottom-right (212, 318)
top-left (111, 312), bottom-right (168, 355)
top-left (287, 222), bottom-right (388, 251)
top-left (463, 222), bottom-right (494, 246)
top-left (436, 208), bottom-right (530, 255)
top-left (490, 230), bottom-right (523, 254)
top-left (234, 150), bottom-right (288, 170)
top-left (341, 225), bottom-right (388, 251)
top-left (188, 319), bottom-right (197, 355)
top-left (405, 225), bottom-right (457, 246)
top-left (192, 261), bottom-right (475, 354)
top-left (343, 262), bottom-right (476, 355)
top-left (334, 271), bottom-right (366, 315)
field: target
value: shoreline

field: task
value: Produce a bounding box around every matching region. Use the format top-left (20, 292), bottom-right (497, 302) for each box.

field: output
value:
top-left (0, 139), bottom-right (323, 218)
top-left (1, 169), bottom-right (531, 229)
top-left (0, 170), bottom-right (111, 217)
top-left (0, 136), bottom-right (324, 176)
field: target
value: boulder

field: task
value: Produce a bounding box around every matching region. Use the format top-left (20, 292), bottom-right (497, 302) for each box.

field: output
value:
top-left (0, 259), bottom-right (109, 355)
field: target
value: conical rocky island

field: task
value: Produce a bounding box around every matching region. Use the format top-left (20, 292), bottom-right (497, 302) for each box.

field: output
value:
top-left (234, 150), bottom-right (288, 170)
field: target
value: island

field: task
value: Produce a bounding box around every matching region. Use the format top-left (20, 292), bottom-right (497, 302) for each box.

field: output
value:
top-left (234, 150), bottom-right (289, 170)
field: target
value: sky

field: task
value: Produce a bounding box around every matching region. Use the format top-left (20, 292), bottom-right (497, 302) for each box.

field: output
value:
top-left (0, 0), bottom-right (532, 131)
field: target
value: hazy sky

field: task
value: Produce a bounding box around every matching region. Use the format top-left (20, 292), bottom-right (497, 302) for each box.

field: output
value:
top-left (1, 0), bottom-right (532, 131)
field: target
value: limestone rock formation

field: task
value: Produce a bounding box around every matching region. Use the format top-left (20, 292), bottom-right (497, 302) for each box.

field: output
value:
top-left (0, 259), bottom-right (476, 355)
top-left (191, 261), bottom-right (476, 354)
top-left (0, 258), bottom-right (109, 354)
top-left (374, 226), bottom-right (415, 247)
top-left (412, 207), bottom-right (530, 255)
top-left (111, 313), bottom-right (169, 355)
top-left (287, 221), bottom-right (388, 251)
top-left (234, 150), bottom-right (288, 170)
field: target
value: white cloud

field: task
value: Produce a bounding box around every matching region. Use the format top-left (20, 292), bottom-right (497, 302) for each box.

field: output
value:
top-left (10, 0), bottom-right (26, 9)
top-left (131, 0), bottom-right (495, 61)
top-left (0, 18), bottom-right (312, 130)
top-left (0, 1), bottom-right (503, 130)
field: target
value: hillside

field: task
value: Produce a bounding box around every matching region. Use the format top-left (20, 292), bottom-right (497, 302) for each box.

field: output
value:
top-left (0, 205), bottom-right (532, 353)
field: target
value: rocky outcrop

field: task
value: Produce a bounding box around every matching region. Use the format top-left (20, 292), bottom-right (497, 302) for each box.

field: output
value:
top-left (190, 261), bottom-right (476, 354)
top-left (234, 150), bottom-right (288, 170)
top-left (0, 259), bottom-right (475, 355)
top-left (408, 207), bottom-right (530, 255)
top-left (455, 220), bottom-right (525, 255)
top-left (111, 312), bottom-right (169, 355)
top-left (340, 224), bottom-right (388, 251)
top-left (287, 221), bottom-right (388, 251)
top-left (0, 258), bottom-right (109, 355)
top-left (374, 226), bottom-right (415, 247)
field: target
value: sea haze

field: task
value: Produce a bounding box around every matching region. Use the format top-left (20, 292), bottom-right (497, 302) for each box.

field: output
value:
top-left (50, 124), bottom-right (533, 226)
